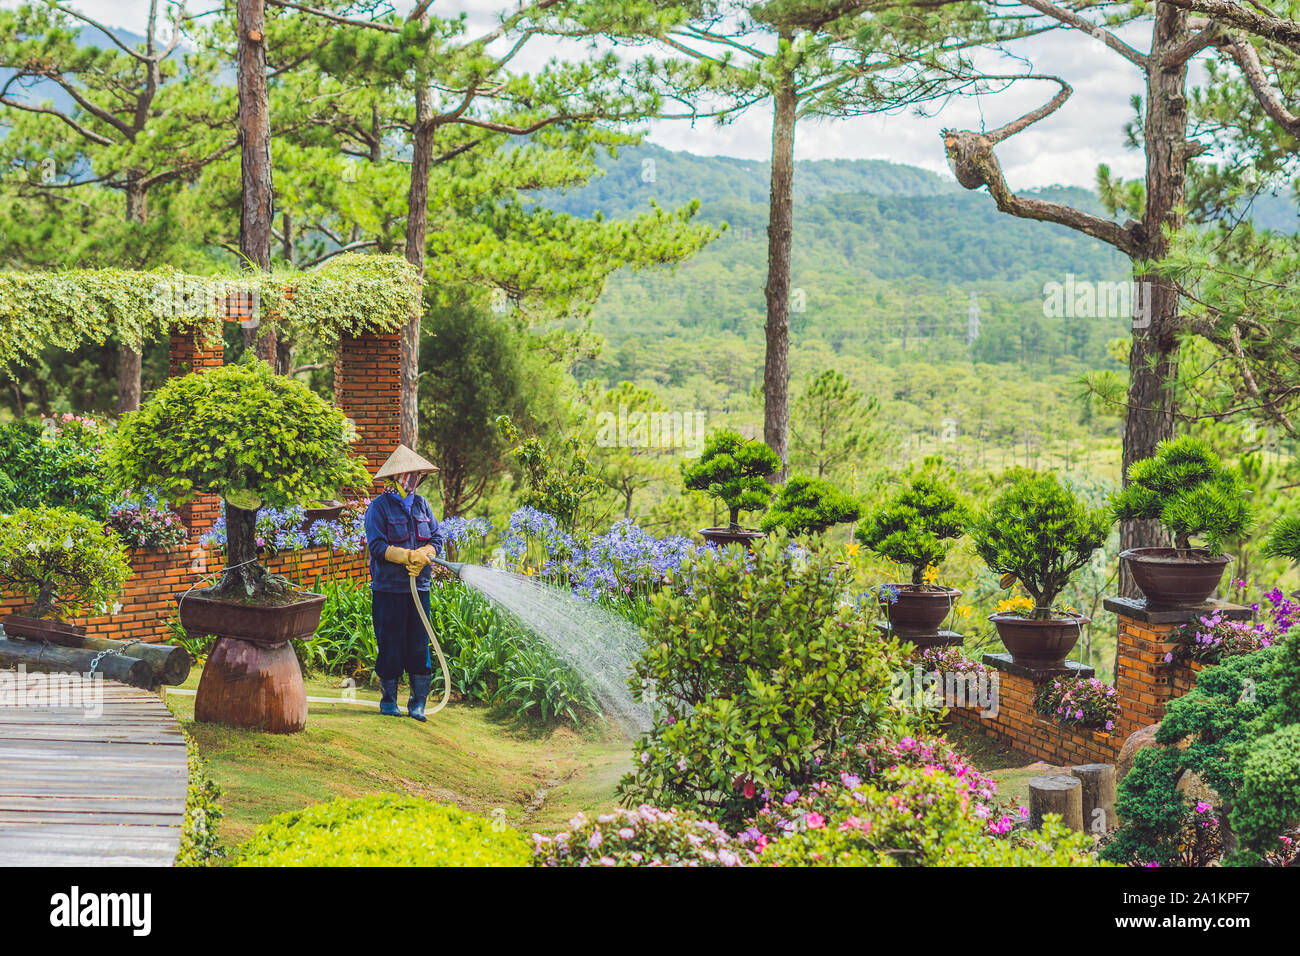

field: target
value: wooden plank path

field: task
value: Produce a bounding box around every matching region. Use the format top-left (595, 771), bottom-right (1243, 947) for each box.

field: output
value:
top-left (0, 680), bottom-right (187, 866)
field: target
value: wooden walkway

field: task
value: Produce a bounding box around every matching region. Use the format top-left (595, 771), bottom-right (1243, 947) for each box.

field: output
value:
top-left (0, 680), bottom-right (188, 866)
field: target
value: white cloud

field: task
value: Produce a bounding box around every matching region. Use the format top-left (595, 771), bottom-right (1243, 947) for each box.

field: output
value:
top-left (7, 0), bottom-right (1163, 188)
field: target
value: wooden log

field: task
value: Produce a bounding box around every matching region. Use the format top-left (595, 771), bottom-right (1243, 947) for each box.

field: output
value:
top-left (1071, 763), bottom-right (1118, 834)
top-left (195, 636), bottom-right (307, 733)
top-left (14, 632), bottom-right (191, 686)
top-left (0, 638), bottom-right (155, 690)
top-left (1028, 773), bottom-right (1084, 832)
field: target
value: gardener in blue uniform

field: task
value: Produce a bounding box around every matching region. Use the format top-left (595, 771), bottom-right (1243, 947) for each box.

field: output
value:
top-left (365, 444), bottom-right (445, 722)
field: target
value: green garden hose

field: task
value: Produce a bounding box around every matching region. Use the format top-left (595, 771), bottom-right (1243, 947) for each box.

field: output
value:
top-left (410, 571), bottom-right (452, 717)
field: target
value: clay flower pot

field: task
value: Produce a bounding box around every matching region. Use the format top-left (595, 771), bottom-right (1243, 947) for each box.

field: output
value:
top-left (699, 527), bottom-right (766, 551)
top-left (3, 614), bottom-right (87, 643)
top-left (178, 588), bottom-right (325, 735)
top-left (1120, 547), bottom-right (1230, 607)
top-left (299, 500), bottom-right (345, 533)
top-left (881, 585), bottom-right (961, 638)
top-left (990, 612), bottom-right (1090, 668)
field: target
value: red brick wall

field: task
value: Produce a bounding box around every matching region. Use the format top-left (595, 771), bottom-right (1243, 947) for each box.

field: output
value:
top-left (2, 545), bottom-right (368, 645)
top-left (948, 669), bottom-right (1120, 766)
top-left (167, 322), bottom-right (224, 531)
top-left (1112, 614), bottom-right (1182, 739)
top-left (335, 331), bottom-right (402, 477)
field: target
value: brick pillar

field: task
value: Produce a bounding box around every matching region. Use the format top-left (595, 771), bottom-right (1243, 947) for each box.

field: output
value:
top-left (335, 331), bottom-right (402, 480)
top-left (168, 320), bottom-right (224, 533)
top-left (1106, 596), bottom-right (1251, 739)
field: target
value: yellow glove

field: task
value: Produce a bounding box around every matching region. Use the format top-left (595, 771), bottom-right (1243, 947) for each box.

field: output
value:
top-left (405, 548), bottom-right (433, 577)
top-left (384, 546), bottom-right (413, 566)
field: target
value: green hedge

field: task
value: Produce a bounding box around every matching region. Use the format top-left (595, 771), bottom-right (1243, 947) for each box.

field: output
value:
top-left (235, 795), bottom-right (530, 867)
top-left (0, 253), bottom-right (420, 367)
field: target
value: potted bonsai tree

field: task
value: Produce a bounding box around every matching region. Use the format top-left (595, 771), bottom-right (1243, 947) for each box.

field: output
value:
top-left (971, 470), bottom-right (1110, 667)
top-left (108, 360), bottom-right (370, 733)
top-left (0, 505), bottom-right (130, 642)
top-left (759, 474), bottom-right (860, 540)
top-left (1110, 436), bottom-right (1252, 607)
top-left (682, 429), bottom-right (780, 549)
top-left (855, 461), bottom-right (970, 640)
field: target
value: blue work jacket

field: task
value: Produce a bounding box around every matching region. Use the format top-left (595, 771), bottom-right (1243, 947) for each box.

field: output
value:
top-left (365, 491), bottom-right (445, 593)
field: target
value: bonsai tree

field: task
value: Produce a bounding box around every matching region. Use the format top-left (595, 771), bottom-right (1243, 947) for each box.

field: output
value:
top-left (1263, 515), bottom-right (1300, 567)
top-left (107, 360), bottom-right (370, 599)
top-left (760, 474), bottom-right (860, 537)
top-left (0, 506), bottom-right (129, 620)
top-left (971, 470), bottom-right (1110, 619)
top-left (682, 429), bottom-right (781, 530)
top-left (855, 461), bottom-right (970, 586)
top-left (1111, 436), bottom-right (1253, 553)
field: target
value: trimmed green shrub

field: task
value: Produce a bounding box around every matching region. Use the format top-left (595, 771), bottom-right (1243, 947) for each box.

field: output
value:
top-left (236, 795), bottom-right (530, 867)
top-left (1110, 436), bottom-right (1252, 553)
top-left (681, 429), bottom-right (780, 530)
top-left (1263, 514), bottom-right (1300, 565)
top-left (0, 505), bottom-right (129, 620)
top-left (970, 469), bottom-right (1109, 618)
top-left (175, 729), bottom-right (225, 867)
top-left (855, 459), bottom-right (970, 584)
top-left (533, 806), bottom-right (756, 867)
top-left (618, 533), bottom-right (909, 825)
top-left (759, 474), bottom-right (860, 536)
top-left (107, 359), bottom-right (370, 598)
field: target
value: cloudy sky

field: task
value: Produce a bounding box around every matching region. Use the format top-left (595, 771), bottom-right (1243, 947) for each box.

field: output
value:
top-left (6, 0), bottom-right (1169, 188)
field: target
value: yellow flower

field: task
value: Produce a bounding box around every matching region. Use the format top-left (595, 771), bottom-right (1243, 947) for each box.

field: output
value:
top-left (922, 565), bottom-right (939, 585)
top-left (996, 595), bottom-right (1035, 616)
top-left (844, 542), bottom-right (861, 558)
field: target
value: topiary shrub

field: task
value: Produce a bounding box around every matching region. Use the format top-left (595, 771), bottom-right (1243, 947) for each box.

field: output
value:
top-left (681, 429), bottom-right (780, 530)
top-left (107, 359), bottom-right (370, 599)
top-left (0, 505), bottom-right (130, 620)
top-left (970, 469), bottom-right (1109, 618)
top-left (759, 474), bottom-right (860, 537)
top-left (1110, 436), bottom-right (1252, 553)
top-left (618, 533), bottom-right (908, 826)
top-left (236, 795), bottom-right (530, 867)
top-left (532, 805), bottom-right (756, 867)
top-left (855, 460), bottom-right (970, 585)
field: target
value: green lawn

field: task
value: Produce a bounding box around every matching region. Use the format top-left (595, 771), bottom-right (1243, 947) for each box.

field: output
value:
top-left (167, 667), bottom-right (632, 850)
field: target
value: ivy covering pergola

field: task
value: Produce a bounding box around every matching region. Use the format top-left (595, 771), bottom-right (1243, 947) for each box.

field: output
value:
top-left (0, 253), bottom-right (422, 366)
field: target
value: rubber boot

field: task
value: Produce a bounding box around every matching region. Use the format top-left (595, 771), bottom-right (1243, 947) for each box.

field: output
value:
top-left (379, 679), bottom-right (403, 717)
top-left (407, 673), bottom-right (432, 723)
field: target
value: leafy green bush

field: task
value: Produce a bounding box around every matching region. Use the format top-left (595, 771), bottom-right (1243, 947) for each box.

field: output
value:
top-left (0, 416), bottom-right (111, 519)
top-left (533, 805), bottom-right (756, 867)
top-left (759, 474), bottom-right (860, 536)
top-left (175, 729), bottom-right (224, 867)
top-left (236, 795), bottom-right (529, 867)
top-left (970, 469), bottom-right (1109, 618)
top-left (755, 764), bottom-right (1102, 867)
top-left (296, 577), bottom-right (378, 679)
top-left (681, 428), bottom-right (780, 530)
top-left (496, 416), bottom-right (602, 531)
top-left (618, 534), bottom-right (909, 825)
top-left (1264, 514), bottom-right (1300, 565)
top-left (1034, 677), bottom-right (1119, 731)
top-left (855, 460), bottom-right (970, 584)
top-left (0, 506), bottom-right (130, 620)
top-left (107, 359), bottom-right (370, 598)
top-left (1111, 436), bottom-right (1252, 553)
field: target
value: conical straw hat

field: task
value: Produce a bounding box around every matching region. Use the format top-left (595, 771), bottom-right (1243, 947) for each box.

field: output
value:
top-left (374, 444), bottom-right (439, 479)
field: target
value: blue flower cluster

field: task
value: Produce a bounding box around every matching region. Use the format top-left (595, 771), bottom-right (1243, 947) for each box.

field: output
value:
top-left (500, 507), bottom-right (707, 602)
top-left (199, 502), bottom-right (366, 554)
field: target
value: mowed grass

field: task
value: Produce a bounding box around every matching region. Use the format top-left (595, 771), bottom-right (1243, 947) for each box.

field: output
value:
top-left (167, 666), bottom-right (632, 849)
